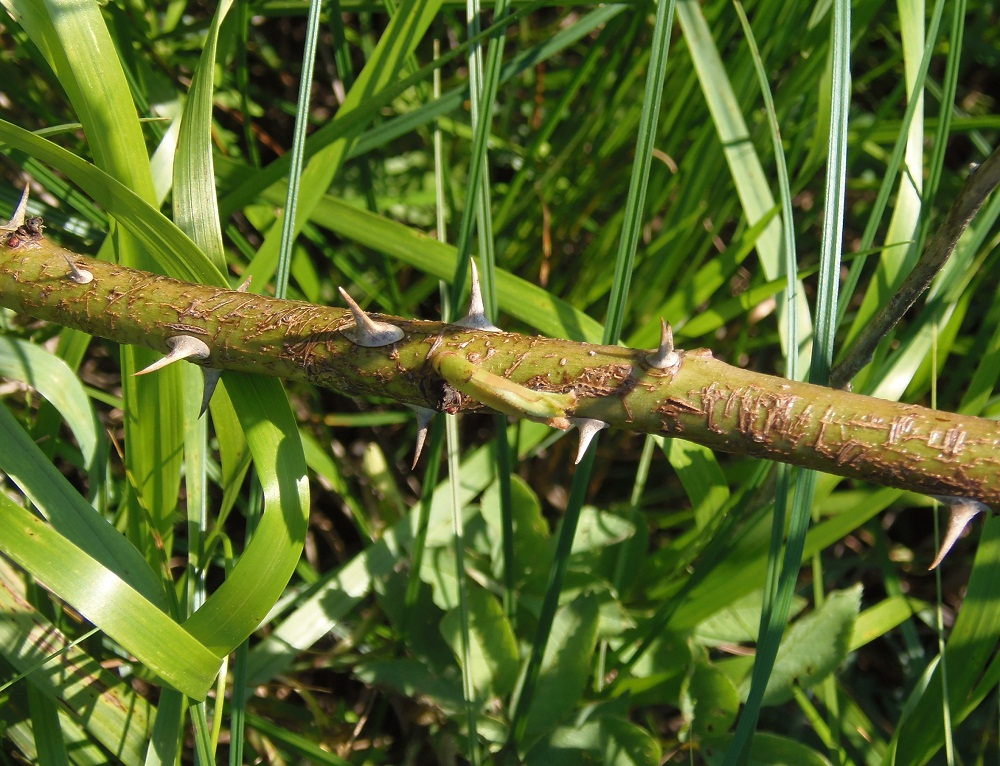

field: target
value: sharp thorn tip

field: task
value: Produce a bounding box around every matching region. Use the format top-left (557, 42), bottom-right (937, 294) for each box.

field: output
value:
top-left (929, 496), bottom-right (986, 569)
top-left (647, 318), bottom-right (680, 369)
top-left (1, 184), bottom-right (30, 232)
top-left (134, 335), bottom-right (212, 376)
top-left (571, 417), bottom-right (609, 464)
top-left (455, 259), bottom-right (501, 332)
top-left (407, 406), bottom-right (436, 469)
top-left (339, 287), bottom-right (405, 347)
top-left (64, 256), bottom-right (94, 284)
top-left (199, 368), bottom-right (222, 418)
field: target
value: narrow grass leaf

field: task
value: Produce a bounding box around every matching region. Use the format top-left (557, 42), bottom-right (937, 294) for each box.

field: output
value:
top-left (677, 0), bottom-right (812, 362)
top-left (0, 336), bottom-right (102, 473)
top-left (182, 375), bottom-right (309, 656)
top-left (0, 492), bottom-right (221, 697)
top-left (888, 516), bottom-right (1000, 765)
top-left (0, 402), bottom-right (165, 605)
top-left (0, 565), bottom-right (154, 761)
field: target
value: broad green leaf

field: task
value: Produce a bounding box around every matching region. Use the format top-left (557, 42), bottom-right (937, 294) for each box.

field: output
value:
top-left (680, 653), bottom-right (740, 742)
top-left (440, 585), bottom-right (519, 701)
top-left (695, 590), bottom-right (807, 648)
top-left (743, 585), bottom-right (862, 706)
top-left (519, 592), bottom-right (600, 747)
top-left (702, 731), bottom-right (833, 766)
top-left (568, 506), bottom-right (636, 554)
top-left (661, 437), bottom-right (729, 529)
top-left (480, 475), bottom-right (551, 591)
top-left (600, 716), bottom-right (663, 766)
top-left (525, 715), bottom-right (661, 766)
top-left (355, 658), bottom-right (466, 714)
top-left (244, 423), bottom-right (552, 689)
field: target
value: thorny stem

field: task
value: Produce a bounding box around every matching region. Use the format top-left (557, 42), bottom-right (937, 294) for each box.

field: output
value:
top-left (2, 233), bottom-right (999, 504)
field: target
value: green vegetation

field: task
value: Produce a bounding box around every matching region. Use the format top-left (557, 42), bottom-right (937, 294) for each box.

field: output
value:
top-left (1, 0), bottom-right (999, 763)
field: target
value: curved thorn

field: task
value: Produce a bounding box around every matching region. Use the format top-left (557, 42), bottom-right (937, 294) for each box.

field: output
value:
top-left (646, 318), bottom-right (680, 370)
top-left (1, 184), bottom-right (30, 231)
top-left (929, 496), bottom-right (986, 570)
top-left (134, 335), bottom-right (211, 376)
top-left (455, 259), bottom-right (501, 332)
top-left (338, 287), bottom-right (405, 347)
top-left (237, 275), bottom-right (252, 293)
top-left (570, 417), bottom-right (609, 464)
top-left (64, 255), bottom-right (94, 285)
top-left (199, 367), bottom-right (223, 418)
top-left (407, 405), bottom-right (437, 469)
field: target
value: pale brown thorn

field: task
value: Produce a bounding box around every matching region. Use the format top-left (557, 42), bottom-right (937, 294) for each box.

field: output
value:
top-left (929, 496), bottom-right (986, 570)
top-left (134, 335), bottom-right (211, 376)
top-left (408, 406), bottom-right (436, 469)
top-left (646, 318), bottom-right (680, 370)
top-left (64, 256), bottom-right (94, 284)
top-left (570, 417), bottom-right (609, 464)
top-left (1, 184), bottom-right (30, 232)
top-left (455, 259), bottom-right (500, 332)
top-left (338, 287), bottom-right (405, 347)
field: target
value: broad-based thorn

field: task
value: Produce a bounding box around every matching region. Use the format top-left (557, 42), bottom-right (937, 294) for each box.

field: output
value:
top-left (929, 496), bottom-right (987, 570)
top-left (338, 287), bottom-right (405, 347)
top-left (407, 405), bottom-right (437, 469)
top-left (237, 275), bottom-right (252, 292)
top-left (199, 367), bottom-right (223, 418)
top-left (455, 259), bottom-right (501, 332)
top-left (64, 255), bottom-right (94, 285)
top-left (646, 318), bottom-right (680, 370)
top-left (1, 184), bottom-right (30, 232)
top-left (134, 335), bottom-right (211, 376)
top-left (570, 417), bottom-right (609, 465)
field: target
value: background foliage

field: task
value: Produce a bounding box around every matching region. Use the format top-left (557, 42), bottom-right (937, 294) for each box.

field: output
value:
top-left (1, 0), bottom-right (999, 763)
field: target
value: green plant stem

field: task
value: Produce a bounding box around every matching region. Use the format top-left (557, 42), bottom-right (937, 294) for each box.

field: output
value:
top-left (2, 236), bottom-right (999, 503)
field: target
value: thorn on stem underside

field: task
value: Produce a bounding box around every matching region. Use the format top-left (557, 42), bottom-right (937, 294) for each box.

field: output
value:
top-left (407, 405), bottom-right (436, 469)
top-left (929, 496), bottom-right (987, 569)
top-left (570, 417), bottom-right (609, 464)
